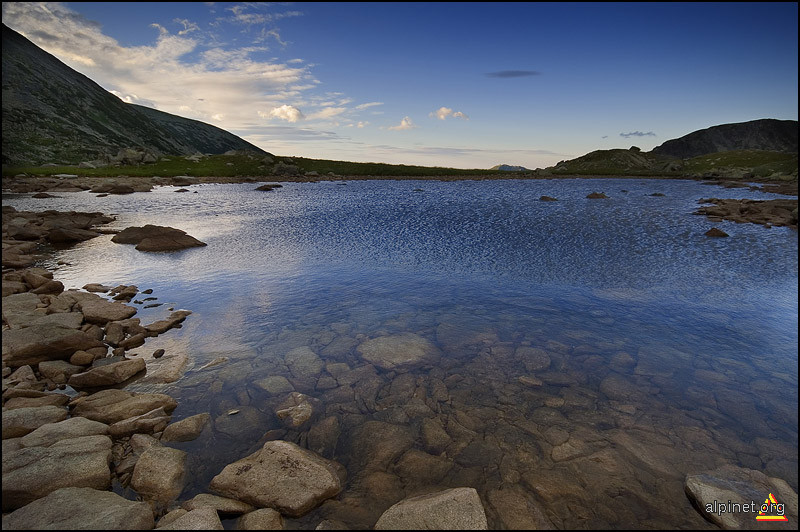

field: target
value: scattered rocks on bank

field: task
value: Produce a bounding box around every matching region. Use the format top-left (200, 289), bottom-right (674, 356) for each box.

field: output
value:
top-left (111, 225), bottom-right (207, 252)
top-left (695, 198), bottom-right (798, 229)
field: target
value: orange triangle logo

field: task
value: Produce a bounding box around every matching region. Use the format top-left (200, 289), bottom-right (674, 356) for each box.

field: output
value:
top-left (756, 493), bottom-right (788, 522)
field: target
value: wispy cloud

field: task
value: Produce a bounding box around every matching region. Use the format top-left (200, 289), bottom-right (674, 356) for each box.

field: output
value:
top-left (174, 18), bottom-right (200, 36)
top-left (485, 70), bottom-right (541, 78)
top-left (355, 101), bottom-right (383, 110)
top-left (306, 106), bottom-right (347, 120)
top-left (620, 131), bottom-right (656, 138)
top-left (387, 116), bottom-right (416, 131)
top-left (429, 107), bottom-right (469, 120)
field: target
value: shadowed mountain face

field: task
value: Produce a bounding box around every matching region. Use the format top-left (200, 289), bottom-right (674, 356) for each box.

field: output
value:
top-left (1, 24), bottom-right (266, 166)
top-left (651, 119), bottom-right (798, 159)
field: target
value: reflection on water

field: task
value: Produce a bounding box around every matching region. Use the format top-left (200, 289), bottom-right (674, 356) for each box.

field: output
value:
top-left (3, 179), bottom-right (797, 529)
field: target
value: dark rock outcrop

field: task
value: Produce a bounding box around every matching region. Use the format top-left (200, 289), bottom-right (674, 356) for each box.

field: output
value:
top-left (111, 225), bottom-right (206, 252)
top-left (652, 119), bottom-right (798, 159)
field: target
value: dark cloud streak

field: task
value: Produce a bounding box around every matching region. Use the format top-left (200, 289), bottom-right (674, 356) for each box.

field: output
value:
top-left (485, 70), bottom-right (541, 78)
top-left (620, 131), bottom-right (656, 138)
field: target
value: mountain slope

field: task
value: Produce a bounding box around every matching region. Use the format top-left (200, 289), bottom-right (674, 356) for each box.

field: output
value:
top-left (651, 119), bottom-right (798, 159)
top-left (1, 23), bottom-right (266, 166)
top-left (490, 164), bottom-right (529, 171)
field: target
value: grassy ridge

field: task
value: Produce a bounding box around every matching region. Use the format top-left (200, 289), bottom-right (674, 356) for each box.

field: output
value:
top-left (3, 153), bottom-right (500, 178)
top-left (291, 157), bottom-right (498, 177)
top-left (680, 150), bottom-right (797, 177)
top-left (3, 149), bottom-right (797, 180)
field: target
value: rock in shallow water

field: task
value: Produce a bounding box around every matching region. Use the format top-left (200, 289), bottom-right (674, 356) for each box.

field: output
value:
top-left (209, 440), bottom-right (345, 517)
top-left (356, 332), bottom-right (441, 371)
top-left (374, 487), bottom-right (489, 530)
top-left (131, 445), bottom-right (187, 506)
top-left (111, 224), bottom-right (206, 252)
top-left (684, 464), bottom-right (798, 529)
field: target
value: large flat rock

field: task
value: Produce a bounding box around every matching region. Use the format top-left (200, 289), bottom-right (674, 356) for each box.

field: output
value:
top-left (2, 435), bottom-right (112, 511)
top-left (2, 406), bottom-right (68, 439)
top-left (2, 323), bottom-right (105, 367)
top-left (68, 357), bottom-right (146, 388)
top-left (76, 297), bottom-right (137, 325)
top-left (209, 440), bottom-right (345, 517)
top-left (1, 487), bottom-right (154, 530)
top-left (19, 416), bottom-right (109, 448)
top-left (70, 389), bottom-right (177, 424)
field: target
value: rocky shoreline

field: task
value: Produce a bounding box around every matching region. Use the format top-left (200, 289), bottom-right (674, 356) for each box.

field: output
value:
top-left (1, 205), bottom-right (496, 529)
top-left (3, 183), bottom-right (798, 529)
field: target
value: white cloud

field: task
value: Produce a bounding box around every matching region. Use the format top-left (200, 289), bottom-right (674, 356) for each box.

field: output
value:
top-left (307, 107), bottom-right (347, 120)
top-left (388, 116), bottom-right (416, 131)
top-left (355, 101), bottom-right (383, 110)
top-left (430, 106), bottom-right (468, 120)
top-left (1, 2), bottom-right (319, 131)
top-left (174, 18), bottom-right (200, 36)
top-left (264, 105), bottom-right (305, 122)
top-left (357, 121), bottom-right (368, 128)
top-left (431, 107), bottom-right (453, 120)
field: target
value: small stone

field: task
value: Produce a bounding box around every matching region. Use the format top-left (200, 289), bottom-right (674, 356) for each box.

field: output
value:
top-left (705, 227), bottom-right (729, 237)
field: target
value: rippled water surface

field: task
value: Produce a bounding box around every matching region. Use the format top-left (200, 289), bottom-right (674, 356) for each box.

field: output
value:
top-left (4, 179), bottom-right (798, 529)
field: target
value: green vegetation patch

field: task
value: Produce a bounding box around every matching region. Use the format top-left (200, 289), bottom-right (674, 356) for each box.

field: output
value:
top-left (682, 150), bottom-right (798, 178)
top-left (291, 157), bottom-right (499, 177)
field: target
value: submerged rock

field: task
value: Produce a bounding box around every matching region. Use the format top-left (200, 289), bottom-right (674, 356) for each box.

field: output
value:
top-left (374, 487), bottom-right (489, 530)
top-left (162, 412), bottom-right (210, 442)
top-left (356, 332), bottom-right (441, 371)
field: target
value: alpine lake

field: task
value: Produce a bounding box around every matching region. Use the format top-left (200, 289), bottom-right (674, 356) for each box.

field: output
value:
top-left (4, 177), bottom-right (797, 529)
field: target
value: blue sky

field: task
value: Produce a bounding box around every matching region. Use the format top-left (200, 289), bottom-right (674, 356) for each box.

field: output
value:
top-left (3, 2), bottom-right (798, 169)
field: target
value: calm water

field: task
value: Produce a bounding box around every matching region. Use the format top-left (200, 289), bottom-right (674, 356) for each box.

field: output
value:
top-left (4, 178), bottom-right (798, 529)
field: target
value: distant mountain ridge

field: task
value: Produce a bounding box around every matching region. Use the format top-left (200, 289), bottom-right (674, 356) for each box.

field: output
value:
top-left (490, 164), bottom-right (529, 171)
top-left (1, 23), bottom-right (267, 166)
top-left (651, 119), bottom-right (798, 159)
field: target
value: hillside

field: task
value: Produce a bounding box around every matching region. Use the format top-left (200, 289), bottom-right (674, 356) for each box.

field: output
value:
top-left (1, 24), bottom-right (267, 166)
top-left (490, 164), bottom-right (529, 171)
top-left (651, 119), bottom-right (798, 159)
top-left (540, 119), bottom-right (798, 180)
top-left (543, 147), bottom-right (681, 176)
